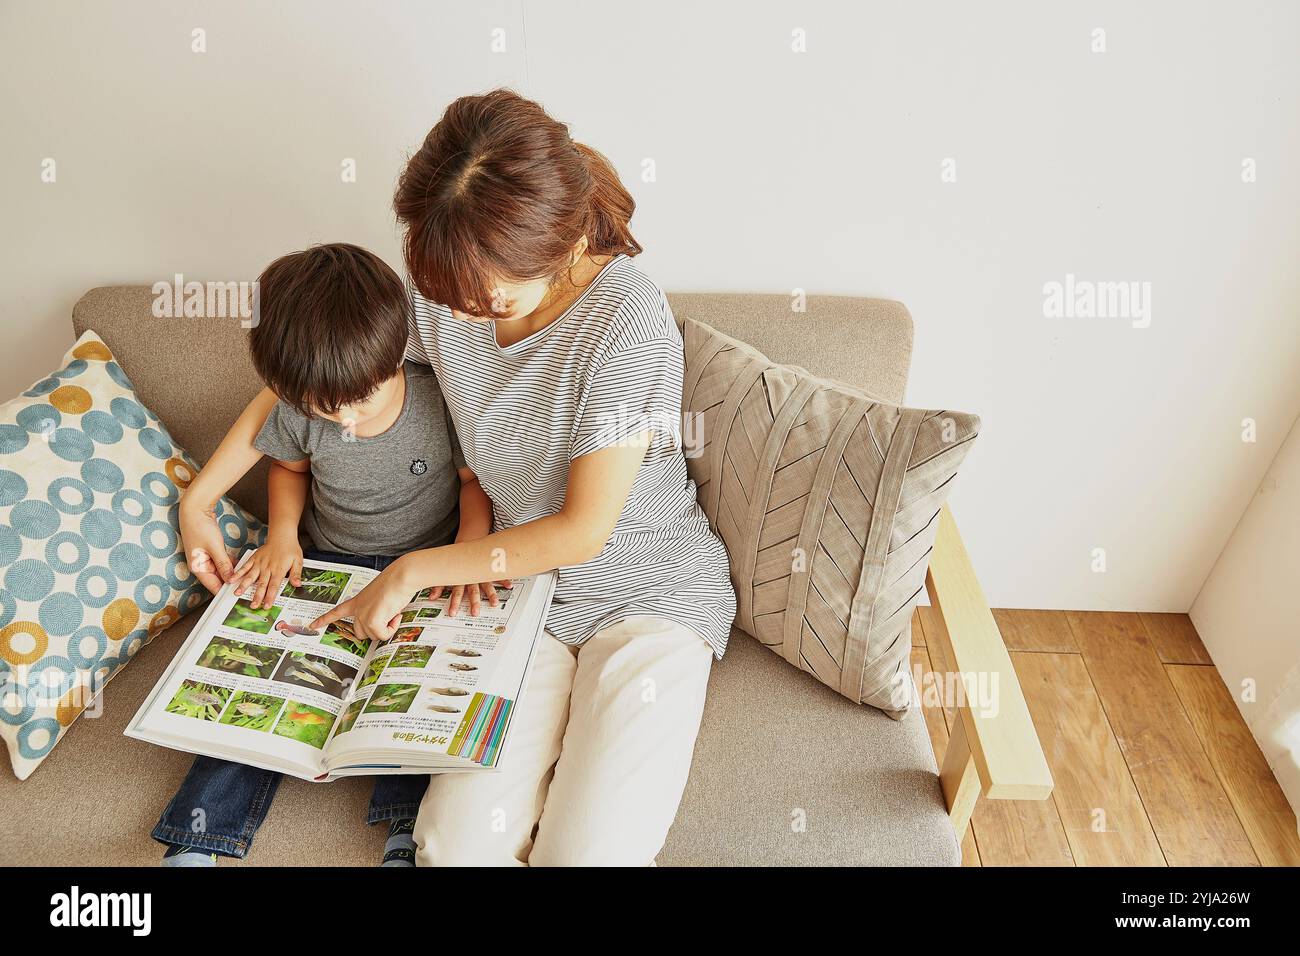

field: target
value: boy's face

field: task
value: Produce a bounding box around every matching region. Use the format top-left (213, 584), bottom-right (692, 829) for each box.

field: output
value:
top-left (307, 369), bottom-right (404, 430)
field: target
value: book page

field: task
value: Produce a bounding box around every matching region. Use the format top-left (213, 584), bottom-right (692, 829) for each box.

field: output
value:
top-left (126, 554), bottom-right (379, 781)
top-left (325, 572), bottom-right (555, 773)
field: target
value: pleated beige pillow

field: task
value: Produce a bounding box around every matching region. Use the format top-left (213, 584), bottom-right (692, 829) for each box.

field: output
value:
top-left (682, 318), bottom-right (980, 716)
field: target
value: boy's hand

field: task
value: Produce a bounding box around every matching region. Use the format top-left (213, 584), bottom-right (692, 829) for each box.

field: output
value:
top-left (230, 531), bottom-right (303, 609)
top-left (180, 501), bottom-right (235, 594)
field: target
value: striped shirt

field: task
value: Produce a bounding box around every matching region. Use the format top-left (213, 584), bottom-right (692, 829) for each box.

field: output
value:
top-left (406, 254), bottom-right (736, 657)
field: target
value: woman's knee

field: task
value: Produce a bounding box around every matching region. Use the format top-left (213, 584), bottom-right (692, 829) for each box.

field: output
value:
top-left (414, 815), bottom-right (531, 867)
top-left (528, 809), bottom-right (660, 866)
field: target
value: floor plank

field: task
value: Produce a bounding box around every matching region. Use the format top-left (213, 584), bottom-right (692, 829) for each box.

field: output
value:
top-left (1066, 611), bottom-right (1258, 866)
top-left (915, 606), bottom-right (959, 730)
top-left (1012, 650), bottom-right (1166, 865)
top-left (915, 609), bottom-right (1073, 865)
top-left (911, 644), bottom-right (981, 866)
top-left (1140, 612), bottom-right (1214, 665)
top-left (971, 776), bottom-right (1076, 866)
top-left (1166, 664), bottom-right (1300, 867)
top-left (992, 608), bottom-right (1078, 653)
top-left (970, 651), bottom-right (1076, 866)
top-left (912, 644), bottom-right (949, 766)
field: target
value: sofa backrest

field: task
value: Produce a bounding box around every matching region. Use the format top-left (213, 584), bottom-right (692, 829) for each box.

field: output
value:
top-left (72, 286), bottom-right (914, 520)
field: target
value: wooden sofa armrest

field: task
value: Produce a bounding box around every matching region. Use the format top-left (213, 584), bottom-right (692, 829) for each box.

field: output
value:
top-left (924, 505), bottom-right (1054, 837)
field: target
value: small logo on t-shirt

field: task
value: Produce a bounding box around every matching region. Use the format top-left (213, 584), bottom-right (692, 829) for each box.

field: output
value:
top-left (410, 459), bottom-right (428, 476)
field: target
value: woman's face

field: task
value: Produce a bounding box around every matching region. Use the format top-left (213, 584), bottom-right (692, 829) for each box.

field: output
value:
top-left (450, 238), bottom-right (589, 324)
top-left (451, 276), bottom-right (552, 323)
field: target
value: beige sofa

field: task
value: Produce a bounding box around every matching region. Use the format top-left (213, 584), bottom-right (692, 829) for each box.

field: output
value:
top-left (0, 288), bottom-right (1051, 866)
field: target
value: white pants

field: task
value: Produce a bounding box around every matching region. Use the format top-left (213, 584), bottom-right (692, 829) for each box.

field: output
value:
top-left (413, 616), bottom-right (713, 866)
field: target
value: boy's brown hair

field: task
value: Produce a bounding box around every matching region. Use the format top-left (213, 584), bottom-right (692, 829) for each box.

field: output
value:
top-left (250, 243), bottom-right (409, 416)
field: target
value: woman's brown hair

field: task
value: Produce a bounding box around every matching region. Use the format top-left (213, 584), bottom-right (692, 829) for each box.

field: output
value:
top-left (394, 89), bottom-right (641, 315)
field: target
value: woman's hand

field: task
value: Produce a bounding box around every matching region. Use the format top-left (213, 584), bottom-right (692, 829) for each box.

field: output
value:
top-left (309, 556), bottom-right (420, 643)
top-left (229, 531), bottom-right (303, 609)
top-left (179, 502), bottom-right (236, 594)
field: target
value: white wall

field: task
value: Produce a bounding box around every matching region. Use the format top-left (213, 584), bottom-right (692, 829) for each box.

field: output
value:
top-left (3, 0), bottom-right (1299, 610)
top-left (1192, 413), bottom-right (1300, 817)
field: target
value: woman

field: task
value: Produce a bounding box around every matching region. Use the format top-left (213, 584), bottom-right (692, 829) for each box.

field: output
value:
top-left (191, 90), bottom-right (735, 865)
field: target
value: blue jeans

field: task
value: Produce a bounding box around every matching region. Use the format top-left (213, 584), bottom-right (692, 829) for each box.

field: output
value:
top-left (151, 549), bottom-right (427, 859)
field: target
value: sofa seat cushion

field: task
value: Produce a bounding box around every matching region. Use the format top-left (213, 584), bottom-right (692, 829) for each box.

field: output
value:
top-left (0, 610), bottom-right (385, 866)
top-left (661, 631), bottom-right (960, 866)
top-left (1, 615), bottom-right (958, 866)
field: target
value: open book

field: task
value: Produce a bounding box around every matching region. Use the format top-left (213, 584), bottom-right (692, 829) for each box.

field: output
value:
top-left (126, 552), bottom-right (556, 781)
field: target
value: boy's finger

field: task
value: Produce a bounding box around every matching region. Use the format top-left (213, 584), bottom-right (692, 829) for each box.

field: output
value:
top-left (446, 586), bottom-right (462, 618)
top-left (192, 567), bottom-right (224, 595)
top-left (213, 550), bottom-right (235, 582)
top-left (290, 557), bottom-right (303, 588)
top-left (229, 561), bottom-right (255, 593)
top-left (273, 562), bottom-right (293, 598)
top-left (253, 573), bottom-right (269, 609)
top-left (485, 585), bottom-right (499, 608)
top-left (468, 586), bottom-right (480, 617)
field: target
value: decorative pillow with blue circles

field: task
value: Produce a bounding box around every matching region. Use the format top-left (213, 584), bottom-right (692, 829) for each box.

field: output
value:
top-left (0, 331), bottom-right (266, 780)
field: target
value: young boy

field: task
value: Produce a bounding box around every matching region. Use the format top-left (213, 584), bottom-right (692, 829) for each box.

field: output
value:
top-left (155, 243), bottom-right (496, 867)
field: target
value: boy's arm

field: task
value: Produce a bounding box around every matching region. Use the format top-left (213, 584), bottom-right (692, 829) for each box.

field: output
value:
top-left (455, 467), bottom-right (492, 541)
top-left (231, 459), bottom-right (310, 607)
top-left (445, 468), bottom-right (502, 617)
top-left (179, 387), bottom-right (279, 591)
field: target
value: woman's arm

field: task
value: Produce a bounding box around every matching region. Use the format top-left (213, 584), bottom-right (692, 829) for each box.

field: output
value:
top-left (311, 433), bottom-right (652, 639)
top-left (405, 436), bottom-right (651, 584)
top-left (178, 387), bottom-right (279, 591)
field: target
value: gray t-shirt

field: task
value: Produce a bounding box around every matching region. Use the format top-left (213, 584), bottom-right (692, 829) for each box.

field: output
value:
top-left (253, 361), bottom-right (462, 556)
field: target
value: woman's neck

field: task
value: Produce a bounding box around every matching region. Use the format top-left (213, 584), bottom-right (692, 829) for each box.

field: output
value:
top-left (494, 254), bottom-right (612, 348)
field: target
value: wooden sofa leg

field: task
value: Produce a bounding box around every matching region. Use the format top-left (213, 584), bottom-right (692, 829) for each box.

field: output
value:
top-left (940, 718), bottom-right (981, 839)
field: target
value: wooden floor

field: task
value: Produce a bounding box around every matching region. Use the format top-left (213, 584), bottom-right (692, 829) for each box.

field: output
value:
top-left (912, 608), bottom-right (1300, 867)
